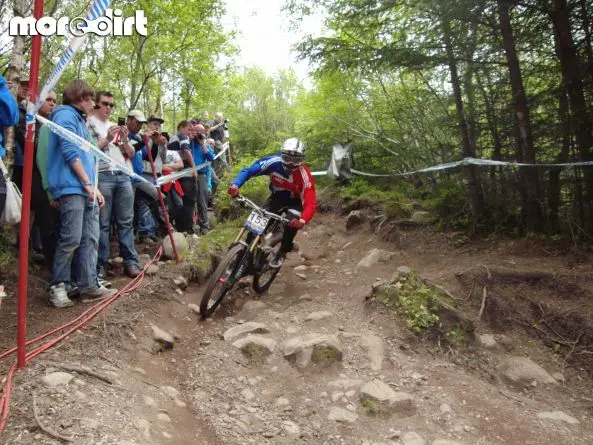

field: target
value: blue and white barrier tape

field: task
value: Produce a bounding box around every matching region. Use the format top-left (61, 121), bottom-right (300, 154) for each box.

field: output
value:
top-left (36, 114), bottom-right (155, 187)
top-left (310, 157), bottom-right (593, 177)
top-left (156, 143), bottom-right (229, 186)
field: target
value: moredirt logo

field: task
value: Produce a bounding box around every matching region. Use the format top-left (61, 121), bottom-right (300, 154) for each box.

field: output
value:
top-left (9, 9), bottom-right (148, 37)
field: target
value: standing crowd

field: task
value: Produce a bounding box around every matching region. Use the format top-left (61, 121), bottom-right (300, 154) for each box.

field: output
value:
top-left (0, 76), bottom-right (229, 308)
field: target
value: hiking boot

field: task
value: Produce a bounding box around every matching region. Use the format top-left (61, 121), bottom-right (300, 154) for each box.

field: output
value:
top-left (98, 278), bottom-right (112, 289)
top-left (139, 235), bottom-right (155, 245)
top-left (49, 283), bottom-right (74, 308)
top-left (125, 265), bottom-right (142, 278)
top-left (269, 252), bottom-right (286, 269)
top-left (80, 285), bottom-right (117, 303)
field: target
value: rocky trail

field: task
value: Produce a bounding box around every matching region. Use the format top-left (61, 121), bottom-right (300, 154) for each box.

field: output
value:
top-left (2, 214), bottom-right (593, 445)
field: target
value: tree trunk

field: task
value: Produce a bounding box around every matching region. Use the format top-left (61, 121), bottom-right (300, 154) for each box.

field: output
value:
top-left (129, 35), bottom-right (147, 110)
top-left (441, 12), bottom-right (484, 226)
top-left (498, 0), bottom-right (542, 232)
top-left (550, 0), bottom-right (593, 227)
top-left (580, 0), bottom-right (593, 79)
top-left (549, 86), bottom-right (571, 228)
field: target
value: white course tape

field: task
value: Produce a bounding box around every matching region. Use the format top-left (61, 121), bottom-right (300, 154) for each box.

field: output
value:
top-left (156, 142), bottom-right (229, 186)
top-left (36, 114), bottom-right (155, 187)
top-left (310, 156), bottom-right (593, 178)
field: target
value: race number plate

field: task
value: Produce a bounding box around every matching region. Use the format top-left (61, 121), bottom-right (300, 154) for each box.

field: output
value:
top-left (244, 210), bottom-right (270, 235)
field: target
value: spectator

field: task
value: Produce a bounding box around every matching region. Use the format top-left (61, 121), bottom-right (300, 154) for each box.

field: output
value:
top-left (190, 126), bottom-right (214, 234)
top-left (162, 146), bottom-right (184, 226)
top-left (88, 91), bottom-right (141, 279)
top-left (46, 79), bottom-right (117, 308)
top-left (11, 79), bottom-right (30, 191)
top-left (0, 74), bottom-right (20, 219)
top-left (124, 110), bottom-right (159, 243)
top-left (30, 91), bottom-right (59, 269)
top-left (210, 112), bottom-right (228, 169)
top-left (202, 111), bottom-right (209, 122)
top-left (168, 120), bottom-right (196, 233)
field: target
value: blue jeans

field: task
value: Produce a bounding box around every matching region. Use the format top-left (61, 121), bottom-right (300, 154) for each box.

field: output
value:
top-left (98, 171), bottom-right (138, 270)
top-left (134, 175), bottom-right (157, 237)
top-left (52, 194), bottom-right (100, 292)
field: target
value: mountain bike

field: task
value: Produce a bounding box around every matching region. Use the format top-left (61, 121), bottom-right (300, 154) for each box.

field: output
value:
top-left (199, 195), bottom-right (300, 319)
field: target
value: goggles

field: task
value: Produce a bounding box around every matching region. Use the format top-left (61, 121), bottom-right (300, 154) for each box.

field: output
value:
top-left (281, 153), bottom-right (304, 168)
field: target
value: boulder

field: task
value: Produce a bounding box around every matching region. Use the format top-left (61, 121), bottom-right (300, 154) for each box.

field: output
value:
top-left (360, 334), bottom-right (384, 371)
top-left (223, 322), bottom-right (269, 342)
top-left (42, 372), bottom-right (74, 387)
top-left (232, 335), bottom-right (278, 359)
top-left (359, 380), bottom-right (415, 416)
top-left (162, 232), bottom-right (188, 259)
top-left (499, 356), bottom-right (556, 386)
top-left (477, 334), bottom-right (497, 349)
top-left (357, 249), bottom-right (396, 269)
top-left (327, 406), bottom-right (358, 423)
top-left (401, 432), bottom-right (426, 445)
top-left (173, 276), bottom-right (188, 289)
top-left (281, 334), bottom-right (343, 368)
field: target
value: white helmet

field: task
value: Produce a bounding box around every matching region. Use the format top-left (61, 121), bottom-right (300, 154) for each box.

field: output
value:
top-left (280, 138), bottom-right (305, 172)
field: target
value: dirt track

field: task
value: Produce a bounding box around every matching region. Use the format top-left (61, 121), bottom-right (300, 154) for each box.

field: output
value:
top-left (1, 214), bottom-right (593, 444)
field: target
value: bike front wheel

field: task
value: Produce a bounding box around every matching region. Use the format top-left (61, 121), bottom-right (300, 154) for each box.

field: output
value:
top-left (200, 244), bottom-right (246, 319)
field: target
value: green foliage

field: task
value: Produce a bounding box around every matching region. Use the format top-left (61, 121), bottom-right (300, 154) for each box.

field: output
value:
top-left (362, 398), bottom-right (381, 416)
top-left (423, 179), bottom-right (471, 229)
top-left (377, 272), bottom-right (440, 333)
top-left (340, 178), bottom-right (413, 219)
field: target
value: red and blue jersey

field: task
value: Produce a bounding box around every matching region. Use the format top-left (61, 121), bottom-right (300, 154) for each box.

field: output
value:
top-left (232, 154), bottom-right (317, 222)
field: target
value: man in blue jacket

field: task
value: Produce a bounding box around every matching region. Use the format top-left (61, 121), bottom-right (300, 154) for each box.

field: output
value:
top-left (46, 79), bottom-right (117, 308)
top-left (190, 125), bottom-right (214, 234)
top-left (0, 75), bottom-right (20, 218)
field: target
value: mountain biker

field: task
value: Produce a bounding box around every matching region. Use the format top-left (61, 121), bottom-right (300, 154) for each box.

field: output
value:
top-left (228, 138), bottom-right (316, 268)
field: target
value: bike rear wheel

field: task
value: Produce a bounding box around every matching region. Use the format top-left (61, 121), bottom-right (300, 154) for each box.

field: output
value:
top-left (200, 244), bottom-right (246, 318)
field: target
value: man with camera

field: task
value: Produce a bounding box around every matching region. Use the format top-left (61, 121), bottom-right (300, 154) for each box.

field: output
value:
top-left (88, 92), bottom-right (141, 279)
top-left (210, 112), bottom-right (228, 169)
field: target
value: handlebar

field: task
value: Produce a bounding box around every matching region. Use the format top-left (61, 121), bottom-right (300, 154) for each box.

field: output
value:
top-left (235, 195), bottom-right (290, 224)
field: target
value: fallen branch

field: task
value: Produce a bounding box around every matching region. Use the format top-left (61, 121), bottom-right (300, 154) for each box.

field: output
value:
top-left (52, 363), bottom-right (113, 385)
top-left (478, 287), bottom-right (487, 320)
top-left (464, 279), bottom-right (477, 301)
top-left (33, 397), bottom-right (74, 442)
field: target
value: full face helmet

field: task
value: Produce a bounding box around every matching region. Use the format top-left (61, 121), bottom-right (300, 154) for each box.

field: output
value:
top-left (280, 138), bottom-right (306, 173)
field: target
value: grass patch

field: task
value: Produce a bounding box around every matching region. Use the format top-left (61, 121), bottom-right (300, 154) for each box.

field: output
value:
top-left (376, 271), bottom-right (441, 333)
top-left (362, 398), bottom-right (381, 416)
top-left (183, 219), bottom-right (243, 282)
top-left (340, 178), bottom-right (413, 219)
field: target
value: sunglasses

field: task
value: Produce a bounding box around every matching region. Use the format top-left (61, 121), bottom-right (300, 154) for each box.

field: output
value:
top-left (100, 101), bottom-right (115, 108)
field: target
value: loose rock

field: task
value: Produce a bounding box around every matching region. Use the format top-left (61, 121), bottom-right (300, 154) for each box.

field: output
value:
top-left (536, 411), bottom-right (580, 425)
top-left (305, 311), bottom-right (333, 321)
top-left (146, 265), bottom-right (159, 276)
top-left (499, 356), bottom-right (556, 386)
top-left (151, 324), bottom-right (175, 350)
top-left (294, 265), bottom-right (308, 272)
top-left (282, 420), bottom-right (301, 437)
top-left (396, 265), bottom-right (412, 277)
top-left (401, 432), bottom-right (426, 445)
top-left (42, 372), bottom-right (74, 387)
top-left (477, 334), bottom-right (497, 349)
top-left (327, 406), bottom-right (359, 423)
top-left (188, 304), bottom-right (200, 315)
top-left (161, 386), bottom-right (180, 398)
top-left (432, 441), bottom-right (465, 445)
top-left (328, 379), bottom-right (364, 390)
top-left (242, 300), bottom-right (268, 312)
top-left (173, 276), bottom-right (188, 289)
top-left (223, 322), bottom-right (269, 342)
top-left (357, 249), bottom-right (396, 269)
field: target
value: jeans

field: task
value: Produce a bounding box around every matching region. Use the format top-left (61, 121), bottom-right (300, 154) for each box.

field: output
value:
top-left (0, 167), bottom-right (6, 220)
top-left (98, 171), bottom-right (138, 270)
top-left (52, 194), bottom-right (100, 292)
top-left (134, 175), bottom-right (165, 237)
top-left (196, 174), bottom-right (209, 231)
